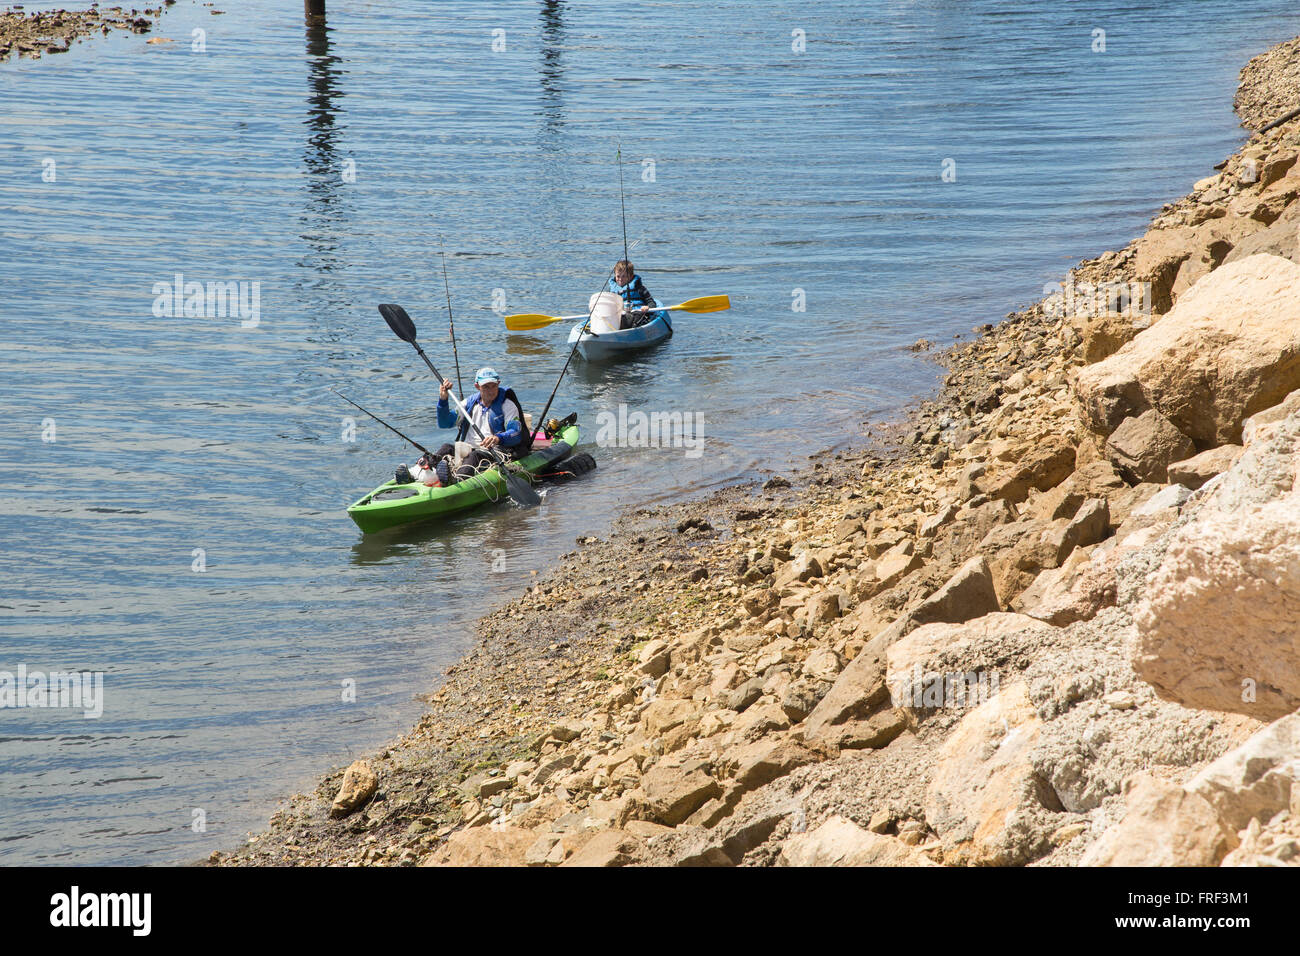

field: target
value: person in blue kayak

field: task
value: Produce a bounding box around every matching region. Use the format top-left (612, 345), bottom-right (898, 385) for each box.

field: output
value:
top-left (609, 259), bottom-right (659, 329)
top-left (398, 367), bottom-right (531, 486)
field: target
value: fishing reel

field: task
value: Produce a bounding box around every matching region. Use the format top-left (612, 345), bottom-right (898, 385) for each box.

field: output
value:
top-left (544, 412), bottom-right (578, 439)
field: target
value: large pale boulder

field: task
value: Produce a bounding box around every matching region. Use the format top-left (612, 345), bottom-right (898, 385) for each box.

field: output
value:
top-left (1075, 254), bottom-right (1300, 445)
top-left (1105, 409), bottom-right (1195, 482)
top-left (1080, 774), bottom-right (1237, 867)
top-left (1186, 713), bottom-right (1300, 831)
top-left (886, 614), bottom-right (1053, 713)
top-left (777, 815), bottom-right (932, 866)
top-left (1082, 716), bottom-right (1300, 867)
top-left (432, 826), bottom-right (537, 867)
top-left (1016, 550), bottom-right (1117, 626)
top-left (1132, 404), bottom-right (1300, 719)
top-left (1166, 444), bottom-right (1244, 489)
top-left (923, 682), bottom-right (1058, 865)
top-left (906, 556), bottom-right (1001, 629)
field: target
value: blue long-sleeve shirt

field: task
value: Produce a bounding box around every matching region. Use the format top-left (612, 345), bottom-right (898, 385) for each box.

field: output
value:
top-left (437, 390), bottom-right (523, 448)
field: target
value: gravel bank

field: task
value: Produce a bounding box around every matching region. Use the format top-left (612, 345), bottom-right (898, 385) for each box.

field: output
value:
top-left (0, 3), bottom-right (169, 62)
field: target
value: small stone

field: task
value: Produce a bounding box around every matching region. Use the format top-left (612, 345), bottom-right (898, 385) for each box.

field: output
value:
top-left (330, 760), bottom-right (378, 819)
top-left (867, 808), bottom-right (894, 833)
top-left (1051, 822), bottom-right (1088, 846)
top-left (728, 677), bottom-right (765, 713)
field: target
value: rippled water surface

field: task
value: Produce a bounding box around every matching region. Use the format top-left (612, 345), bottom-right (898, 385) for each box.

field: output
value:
top-left (2, 0), bottom-right (1298, 864)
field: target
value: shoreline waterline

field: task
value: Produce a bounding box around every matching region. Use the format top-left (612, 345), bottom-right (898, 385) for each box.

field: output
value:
top-left (215, 32), bottom-right (1300, 868)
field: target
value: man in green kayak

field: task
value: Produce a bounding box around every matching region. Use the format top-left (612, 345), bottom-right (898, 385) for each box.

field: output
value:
top-left (408, 366), bottom-right (529, 485)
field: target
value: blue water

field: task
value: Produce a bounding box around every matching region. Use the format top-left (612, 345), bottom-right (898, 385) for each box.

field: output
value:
top-left (2, 0), bottom-right (1296, 864)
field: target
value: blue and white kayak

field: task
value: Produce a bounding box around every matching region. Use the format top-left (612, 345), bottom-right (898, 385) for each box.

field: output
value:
top-left (567, 310), bottom-right (673, 361)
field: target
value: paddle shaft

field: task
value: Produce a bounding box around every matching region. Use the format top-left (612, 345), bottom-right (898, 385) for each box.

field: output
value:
top-left (504, 292), bottom-right (728, 332)
top-left (407, 343), bottom-right (501, 448)
top-left (532, 306), bottom-right (666, 324)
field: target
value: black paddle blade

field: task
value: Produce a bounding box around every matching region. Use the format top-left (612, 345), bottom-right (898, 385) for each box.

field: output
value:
top-left (503, 468), bottom-right (542, 507)
top-left (378, 303), bottom-right (417, 343)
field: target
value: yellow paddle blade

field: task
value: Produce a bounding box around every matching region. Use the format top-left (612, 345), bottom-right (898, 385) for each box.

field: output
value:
top-left (667, 295), bottom-right (730, 313)
top-left (504, 312), bottom-right (566, 332)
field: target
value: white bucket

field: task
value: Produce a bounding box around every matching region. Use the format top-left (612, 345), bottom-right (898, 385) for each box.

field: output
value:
top-left (587, 291), bottom-right (624, 334)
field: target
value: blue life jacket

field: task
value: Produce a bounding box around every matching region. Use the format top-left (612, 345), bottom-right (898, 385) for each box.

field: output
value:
top-left (437, 386), bottom-right (530, 454)
top-left (608, 274), bottom-right (656, 310)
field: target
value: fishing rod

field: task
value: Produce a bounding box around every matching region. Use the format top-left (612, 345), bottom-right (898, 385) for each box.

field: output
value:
top-left (332, 389), bottom-right (432, 457)
top-left (439, 236), bottom-right (464, 397)
top-left (536, 149), bottom-right (639, 432)
top-left (617, 143), bottom-right (629, 264)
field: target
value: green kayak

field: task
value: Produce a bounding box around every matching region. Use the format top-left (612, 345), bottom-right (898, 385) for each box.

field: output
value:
top-left (347, 424), bottom-right (581, 534)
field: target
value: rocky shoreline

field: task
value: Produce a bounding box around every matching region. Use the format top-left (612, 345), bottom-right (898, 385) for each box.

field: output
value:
top-left (0, 4), bottom-right (170, 62)
top-left (217, 35), bottom-right (1300, 868)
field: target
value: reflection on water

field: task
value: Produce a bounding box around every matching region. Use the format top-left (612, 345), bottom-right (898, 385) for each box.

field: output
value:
top-left (538, 0), bottom-right (566, 146)
top-left (301, 5), bottom-right (351, 294)
top-left (504, 332), bottom-right (558, 359)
